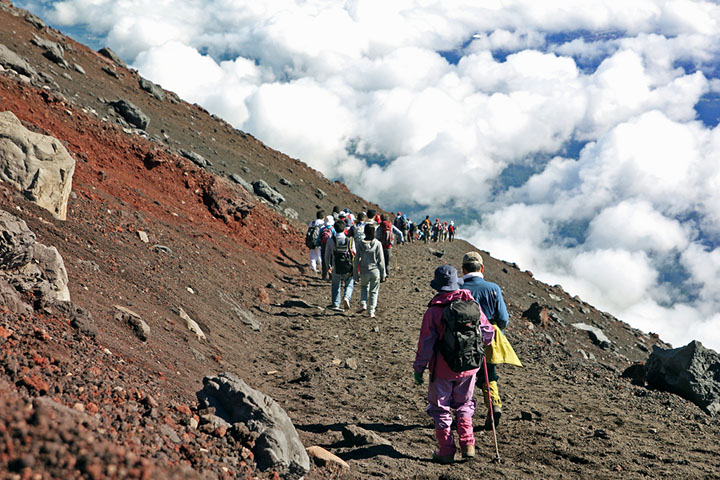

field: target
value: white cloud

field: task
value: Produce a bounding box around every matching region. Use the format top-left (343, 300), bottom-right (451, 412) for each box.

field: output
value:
top-left (17, 0), bottom-right (720, 352)
top-left (586, 200), bottom-right (689, 252)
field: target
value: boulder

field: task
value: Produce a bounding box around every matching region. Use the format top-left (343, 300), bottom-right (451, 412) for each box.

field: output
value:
top-left (0, 210), bottom-right (36, 269)
top-left (197, 372), bottom-right (310, 478)
top-left (646, 341), bottom-right (720, 415)
top-left (229, 173), bottom-right (253, 193)
top-left (0, 44), bottom-right (36, 77)
top-left (42, 47), bottom-right (68, 67)
top-left (138, 77), bottom-right (165, 100)
top-left (0, 209), bottom-right (71, 305)
top-left (342, 424), bottom-right (391, 446)
top-left (252, 180), bottom-right (285, 205)
top-left (180, 149), bottom-right (211, 168)
top-left (283, 208), bottom-right (299, 220)
top-left (0, 278), bottom-right (32, 315)
top-left (26, 243), bottom-right (70, 302)
top-left (306, 446), bottom-right (349, 470)
top-left (115, 306), bottom-right (150, 342)
top-left (522, 302), bottom-right (550, 327)
top-left (0, 111), bottom-right (76, 220)
top-left (572, 323), bottom-right (612, 349)
top-left (109, 100), bottom-right (149, 130)
top-left (98, 47), bottom-right (127, 68)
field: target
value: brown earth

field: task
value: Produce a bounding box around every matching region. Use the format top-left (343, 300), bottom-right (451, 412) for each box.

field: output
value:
top-left (1, 2), bottom-right (719, 479)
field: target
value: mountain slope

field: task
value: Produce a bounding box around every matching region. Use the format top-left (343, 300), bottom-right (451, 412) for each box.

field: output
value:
top-left (1, 2), bottom-right (718, 479)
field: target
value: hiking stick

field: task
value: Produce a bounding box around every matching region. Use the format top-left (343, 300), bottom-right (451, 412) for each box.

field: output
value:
top-left (483, 356), bottom-right (501, 462)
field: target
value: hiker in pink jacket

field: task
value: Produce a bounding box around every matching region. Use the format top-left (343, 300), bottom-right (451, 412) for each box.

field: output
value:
top-left (413, 264), bottom-right (495, 464)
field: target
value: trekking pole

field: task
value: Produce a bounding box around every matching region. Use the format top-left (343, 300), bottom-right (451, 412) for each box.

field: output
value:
top-left (483, 356), bottom-right (501, 463)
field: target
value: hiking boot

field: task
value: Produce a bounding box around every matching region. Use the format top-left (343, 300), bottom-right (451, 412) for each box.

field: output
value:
top-left (341, 298), bottom-right (350, 310)
top-left (484, 409), bottom-right (501, 430)
top-left (461, 444), bottom-right (475, 459)
top-left (432, 452), bottom-right (455, 464)
top-left (369, 311), bottom-right (376, 318)
top-left (356, 304), bottom-right (367, 313)
top-left (330, 305), bottom-right (343, 312)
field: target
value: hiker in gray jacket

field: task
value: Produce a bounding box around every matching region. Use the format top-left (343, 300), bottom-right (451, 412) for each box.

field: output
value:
top-left (353, 224), bottom-right (386, 318)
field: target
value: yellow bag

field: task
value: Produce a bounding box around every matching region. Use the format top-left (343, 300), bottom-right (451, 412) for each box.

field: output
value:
top-left (485, 327), bottom-right (522, 366)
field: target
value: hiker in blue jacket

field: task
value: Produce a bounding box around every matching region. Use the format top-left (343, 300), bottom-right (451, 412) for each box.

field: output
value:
top-left (460, 251), bottom-right (509, 429)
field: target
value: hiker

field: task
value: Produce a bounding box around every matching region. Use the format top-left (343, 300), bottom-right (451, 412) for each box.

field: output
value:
top-left (324, 220), bottom-right (355, 311)
top-left (350, 211), bottom-right (367, 242)
top-left (377, 214), bottom-right (403, 278)
top-left (432, 219), bottom-right (441, 242)
top-left (353, 223), bottom-right (386, 318)
top-left (448, 221), bottom-right (455, 242)
top-left (305, 210), bottom-right (324, 274)
top-left (460, 252), bottom-right (510, 430)
top-left (394, 212), bottom-right (409, 245)
top-left (318, 215), bottom-right (335, 280)
top-left (420, 216), bottom-right (431, 244)
top-left (331, 205), bottom-right (341, 221)
top-left (408, 220), bottom-right (416, 243)
top-left (413, 265), bottom-right (495, 464)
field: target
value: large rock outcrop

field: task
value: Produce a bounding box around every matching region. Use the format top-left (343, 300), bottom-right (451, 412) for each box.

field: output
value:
top-left (0, 111), bottom-right (76, 220)
top-left (0, 209), bottom-right (70, 306)
top-left (197, 373), bottom-right (310, 478)
top-left (646, 341), bottom-right (720, 415)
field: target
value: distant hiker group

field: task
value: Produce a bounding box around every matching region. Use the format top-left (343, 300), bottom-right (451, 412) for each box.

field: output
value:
top-left (306, 207), bottom-right (398, 318)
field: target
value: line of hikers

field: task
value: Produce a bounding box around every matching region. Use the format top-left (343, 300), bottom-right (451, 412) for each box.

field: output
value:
top-left (306, 208), bottom-right (519, 464)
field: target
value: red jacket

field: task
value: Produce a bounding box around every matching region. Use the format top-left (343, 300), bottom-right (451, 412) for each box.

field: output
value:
top-left (413, 289), bottom-right (494, 380)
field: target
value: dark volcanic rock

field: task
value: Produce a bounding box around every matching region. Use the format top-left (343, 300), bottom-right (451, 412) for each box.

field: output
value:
top-left (0, 43), bottom-right (36, 77)
top-left (522, 301), bottom-right (550, 326)
top-left (646, 341), bottom-right (720, 415)
top-left (252, 180), bottom-right (285, 205)
top-left (98, 47), bottom-right (127, 68)
top-left (110, 99), bottom-right (149, 129)
top-left (138, 77), bottom-right (165, 100)
top-left (197, 372), bottom-right (310, 478)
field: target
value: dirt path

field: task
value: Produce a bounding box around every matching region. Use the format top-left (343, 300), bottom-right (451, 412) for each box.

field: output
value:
top-left (231, 239), bottom-right (719, 479)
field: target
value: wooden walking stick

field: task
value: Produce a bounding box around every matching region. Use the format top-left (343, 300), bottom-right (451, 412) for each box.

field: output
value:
top-left (483, 356), bottom-right (501, 462)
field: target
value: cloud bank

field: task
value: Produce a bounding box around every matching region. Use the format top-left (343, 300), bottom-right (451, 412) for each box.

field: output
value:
top-left (18, 0), bottom-right (720, 351)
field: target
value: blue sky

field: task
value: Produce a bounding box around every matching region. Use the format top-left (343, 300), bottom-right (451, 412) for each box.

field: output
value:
top-left (17, 0), bottom-right (720, 352)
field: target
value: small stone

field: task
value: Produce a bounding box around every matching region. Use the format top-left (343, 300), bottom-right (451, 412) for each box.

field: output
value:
top-left (306, 446), bottom-right (349, 470)
top-left (137, 231), bottom-right (149, 243)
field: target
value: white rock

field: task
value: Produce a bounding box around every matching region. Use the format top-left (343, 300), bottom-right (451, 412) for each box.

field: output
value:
top-left (178, 307), bottom-right (206, 340)
top-left (0, 111), bottom-right (75, 220)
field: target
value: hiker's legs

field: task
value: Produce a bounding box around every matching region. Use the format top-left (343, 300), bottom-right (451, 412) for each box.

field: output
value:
top-left (342, 274), bottom-right (354, 303)
top-left (309, 247), bottom-right (321, 272)
top-left (330, 273), bottom-right (342, 307)
top-left (427, 378), bottom-right (457, 455)
top-left (364, 270), bottom-right (380, 314)
top-left (482, 364), bottom-right (502, 410)
top-left (359, 274), bottom-right (368, 309)
top-left (320, 244), bottom-right (327, 279)
top-left (449, 375), bottom-right (477, 447)
top-left (481, 363), bottom-right (502, 429)
top-left (383, 248), bottom-right (391, 276)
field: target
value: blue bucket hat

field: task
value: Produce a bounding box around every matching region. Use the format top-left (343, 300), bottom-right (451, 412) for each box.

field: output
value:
top-left (430, 264), bottom-right (463, 291)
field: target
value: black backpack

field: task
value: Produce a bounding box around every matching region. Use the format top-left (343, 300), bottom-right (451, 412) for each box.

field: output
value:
top-left (437, 300), bottom-right (484, 372)
top-left (333, 237), bottom-right (354, 275)
top-left (305, 223), bottom-right (321, 248)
